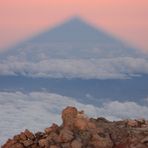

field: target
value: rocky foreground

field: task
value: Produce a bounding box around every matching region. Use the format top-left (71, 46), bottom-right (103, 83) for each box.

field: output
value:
top-left (2, 107), bottom-right (148, 148)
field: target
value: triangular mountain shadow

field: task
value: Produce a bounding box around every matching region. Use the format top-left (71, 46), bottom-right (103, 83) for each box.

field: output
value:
top-left (30, 16), bottom-right (119, 43)
top-left (1, 16), bottom-right (144, 59)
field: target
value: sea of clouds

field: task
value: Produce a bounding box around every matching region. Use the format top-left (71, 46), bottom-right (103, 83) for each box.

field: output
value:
top-left (0, 56), bottom-right (148, 79)
top-left (0, 45), bottom-right (148, 145)
top-left (0, 91), bottom-right (148, 145)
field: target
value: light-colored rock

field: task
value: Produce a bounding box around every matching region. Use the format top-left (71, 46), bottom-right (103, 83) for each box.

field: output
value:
top-left (74, 118), bottom-right (88, 130)
top-left (20, 132), bottom-right (27, 141)
top-left (127, 119), bottom-right (138, 127)
top-left (62, 106), bottom-right (78, 129)
top-left (45, 123), bottom-right (59, 134)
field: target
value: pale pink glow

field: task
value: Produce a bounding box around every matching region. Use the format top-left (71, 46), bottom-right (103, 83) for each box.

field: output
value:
top-left (0, 0), bottom-right (148, 52)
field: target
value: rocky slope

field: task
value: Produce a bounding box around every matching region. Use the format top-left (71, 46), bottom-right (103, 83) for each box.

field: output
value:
top-left (2, 106), bottom-right (148, 148)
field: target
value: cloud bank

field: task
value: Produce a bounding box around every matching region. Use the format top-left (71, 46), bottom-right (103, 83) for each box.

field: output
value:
top-left (0, 57), bottom-right (148, 79)
top-left (0, 91), bottom-right (148, 144)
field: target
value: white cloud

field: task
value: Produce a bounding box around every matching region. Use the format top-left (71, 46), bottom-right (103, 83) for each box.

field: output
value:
top-left (0, 91), bottom-right (148, 145)
top-left (0, 57), bottom-right (148, 79)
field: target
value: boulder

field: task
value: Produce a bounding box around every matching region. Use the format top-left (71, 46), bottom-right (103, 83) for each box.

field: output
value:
top-left (24, 129), bottom-right (35, 140)
top-left (59, 128), bottom-right (74, 142)
top-left (62, 106), bottom-right (78, 129)
top-left (71, 139), bottom-right (82, 148)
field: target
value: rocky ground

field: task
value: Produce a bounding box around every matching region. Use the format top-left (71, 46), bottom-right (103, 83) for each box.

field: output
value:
top-left (2, 106), bottom-right (148, 148)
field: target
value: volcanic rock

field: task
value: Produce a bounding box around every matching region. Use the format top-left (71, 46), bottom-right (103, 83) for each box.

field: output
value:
top-left (2, 106), bottom-right (148, 148)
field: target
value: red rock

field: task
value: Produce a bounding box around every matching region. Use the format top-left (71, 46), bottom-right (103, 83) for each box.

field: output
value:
top-left (87, 122), bottom-right (96, 129)
top-left (3, 142), bottom-right (24, 148)
top-left (2, 139), bottom-right (17, 148)
top-left (45, 123), bottom-right (59, 135)
top-left (50, 145), bottom-right (60, 148)
top-left (44, 127), bottom-right (53, 134)
top-left (31, 144), bottom-right (39, 148)
top-left (61, 143), bottom-right (71, 148)
top-left (20, 132), bottom-right (27, 141)
top-left (22, 140), bottom-right (34, 147)
top-left (24, 129), bottom-right (35, 140)
top-left (141, 136), bottom-right (148, 144)
top-left (38, 139), bottom-right (49, 147)
top-left (59, 128), bottom-right (74, 142)
top-left (62, 106), bottom-right (78, 129)
top-left (71, 139), bottom-right (82, 148)
top-left (115, 143), bottom-right (129, 148)
top-left (74, 118), bottom-right (88, 130)
top-left (127, 119), bottom-right (138, 127)
top-left (79, 130), bottom-right (91, 142)
top-left (12, 143), bottom-right (24, 148)
top-left (13, 135), bottom-right (20, 141)
top-left (48, 132), bottom-right (60, 143)
top-left (90, 132), bottom-right (113, 148)
top-left (35, 132), bottom-right (44, 140)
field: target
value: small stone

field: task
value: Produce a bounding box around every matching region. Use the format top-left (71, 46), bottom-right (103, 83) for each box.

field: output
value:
top-left (38, 139), bottom-right (49, 147)
top-left (20, 132), bottom-right (27, 141)
top-left (45, 123), bottom-right (59, 134)
top-left (12, 143), bottom-right (24, 148)
top-left (127, 119), bottom-right (138, 127)
top-left (45, 127), bottom-right (53, 134)
top-left (141, 136), bottom-right (148, 144)
top-left (49, 132), bottom-right (60, 143)
top-left (61, 143), bottom-right (71, 148)
top-left (13, 135), bottom-right (20, 141)
top-left (71, 139), bottom-right (82, 148)
top-left (115, 143), bottom-right (129, 148)
top-left (90, 132), bottom-right (113, 148)
top-left (2, 139), bottom-right (17, 148)
top-left (59, 128), bottom-right (74, 142)
top-left (35, 132), bottom-right (44, 139)
top-left (31, 144), bottom-right (39, 148)
top-left (50, 145), bottom-right (60, 148)
top-left (24, 129), bottom-right (35, 140)
top-left (136, 119), bottom-right (145, 124)
top-left (87, 122), bottom-right (96, 129)
top-left (79, 130), bottom-right (91, 141)
top-left (22, 140), bottom-right (34, 147)
top-left (74, 118), bottom-right (88, 130)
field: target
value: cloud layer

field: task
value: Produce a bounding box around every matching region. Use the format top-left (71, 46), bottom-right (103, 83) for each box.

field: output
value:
top-left (0, 57), bottom-right (148, 79)
top-left (0, 91), bottom-right (148, 145)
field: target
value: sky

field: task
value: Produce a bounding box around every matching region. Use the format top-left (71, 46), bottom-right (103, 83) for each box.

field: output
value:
top-left (0, 0), bottom-right (148, 52)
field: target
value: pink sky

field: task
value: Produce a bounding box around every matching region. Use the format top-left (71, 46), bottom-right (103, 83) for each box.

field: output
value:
top-left (0, 0), bottom-right (148, 52)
